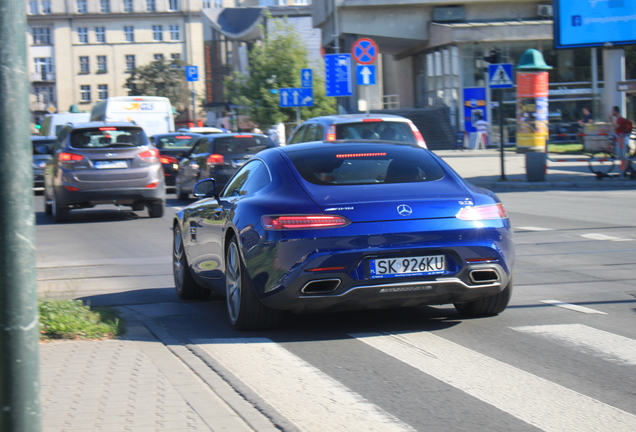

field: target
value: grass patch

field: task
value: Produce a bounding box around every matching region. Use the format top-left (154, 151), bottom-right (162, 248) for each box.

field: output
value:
top-left (39, 299), bottom-right (125, 341)
top-left (547, 143), bottom-right (584, 154)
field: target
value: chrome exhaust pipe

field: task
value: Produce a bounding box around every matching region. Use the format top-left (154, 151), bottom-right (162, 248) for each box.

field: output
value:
top-left (469, 269), bottom-right (500, 284)
top-left (300, 279), bottom-right (341, 295)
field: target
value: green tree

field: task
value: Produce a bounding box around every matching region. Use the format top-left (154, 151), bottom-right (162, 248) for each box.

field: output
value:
top-left (125, 59), bottom-right (187, 110)
top-left (224, 17), bottom-right (336, 130)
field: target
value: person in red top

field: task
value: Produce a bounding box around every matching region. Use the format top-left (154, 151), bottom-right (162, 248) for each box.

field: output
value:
top-left (610, 106), bottom-right (632, 136)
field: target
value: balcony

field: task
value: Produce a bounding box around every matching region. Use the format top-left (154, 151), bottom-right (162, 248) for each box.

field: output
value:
top-left (30, 100), bottom-right (56, 112)
top-left (31, 72), bottom-right (55, 82)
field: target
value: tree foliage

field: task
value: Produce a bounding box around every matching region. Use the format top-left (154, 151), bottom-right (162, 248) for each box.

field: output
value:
top-left (125, 59), bottom-right (187, 110)
top-left (224, 17), bottom-right (336, 129)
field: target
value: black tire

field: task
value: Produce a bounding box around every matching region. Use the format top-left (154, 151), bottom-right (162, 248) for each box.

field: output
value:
top-left (225, 236), bottom-right (284, 331)
top-left (454, 275), bottom-right (513, 317)
top-left (175, 181), bottom-right (189, 201)
top-left (147, 201), bottom-right (164, 218)
top-left (44, 195), bottom-right (52, 216)
top-left (51, 192), bottom-right (70, 223)
top-left (173, 225), bottom-right (209, 300)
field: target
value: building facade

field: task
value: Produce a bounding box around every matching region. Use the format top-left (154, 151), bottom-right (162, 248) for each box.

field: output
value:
top-left (312, 0), bottom-right (621, 144)
top-left (26, 0), bottom-right (206, 129)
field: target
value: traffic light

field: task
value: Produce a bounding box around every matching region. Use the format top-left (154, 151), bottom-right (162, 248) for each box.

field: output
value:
top-left (483, 49), bottom-right (502, 64)
top-left (35, 117), bottom-right (42, 130)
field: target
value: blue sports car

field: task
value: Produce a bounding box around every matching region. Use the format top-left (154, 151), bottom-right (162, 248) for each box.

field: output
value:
top-left (172, 142), bottom-right (515, 330)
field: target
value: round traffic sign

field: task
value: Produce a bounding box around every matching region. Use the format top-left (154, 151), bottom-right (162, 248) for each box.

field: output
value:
top-left (352, 38), bottom-right (378, 65)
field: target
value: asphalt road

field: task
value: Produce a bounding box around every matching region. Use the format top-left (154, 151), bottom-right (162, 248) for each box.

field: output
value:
top-left (34, 188), bottom-right (636, 431)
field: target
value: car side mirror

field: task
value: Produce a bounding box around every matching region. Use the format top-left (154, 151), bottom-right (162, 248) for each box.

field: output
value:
top-left (193, 178), bottom-right (218, 199)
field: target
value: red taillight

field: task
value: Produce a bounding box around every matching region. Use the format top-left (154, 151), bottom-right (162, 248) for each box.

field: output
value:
top-left (139, 149), bottom-right (159, 162)
top-left (306, 266), bottom-right (346, 272)
top-left (160, 155), bottom-right (179, 164)
top-left (99, 127), bottom-right (117, 131)
top-left (207, 154), bottom-right (225, 165)
top-left (175, 135), bottom-right (192, 139)
top-left (362, 118), bottom-right (383, 122)
top-left (326, 124), bottom-right (336, 141)
top-left (262, 215), bottom-right (351, 230)
top-left (466, 258), bottom-right (497, 263)
top-left (336, 153), bottom-right (386, 159)
top-left (145, 182), bottom-right (159, 188)
top-left (58, 152), bottom-right (84, 162)
top-left (234, 135), bottom-right (253, 138)
top-left (456, 203), bottom-right (508, 221)
top-left (408, 121), bottom-right (427, 148)
top-left (64, 186), bottom-right (80, 191)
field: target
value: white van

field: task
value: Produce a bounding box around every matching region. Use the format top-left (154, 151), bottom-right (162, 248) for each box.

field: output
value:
top-left (90, 96), bottom-right (175, 137)
top-left (41, 113), bottom-right (91, 137)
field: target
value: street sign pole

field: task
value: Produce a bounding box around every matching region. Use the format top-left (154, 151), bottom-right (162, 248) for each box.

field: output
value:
top-left (488, 63), bottom-right (513, 181)
top-left (0, 0), bottom-right (41, 430)
top-left (499, 88), bottom-right (506, 180)
top-left (365, 86), bottom-right (370, 116)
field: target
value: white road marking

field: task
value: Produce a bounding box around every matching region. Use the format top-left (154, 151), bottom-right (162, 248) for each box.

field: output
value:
top-left (515, 226), bottom-right (554, 231)
top-left (540, 299), bottom-right (607, 314)
top-left (351, 332), bottom-right (636, 432)
top-left (193, 338), bottom-right (414, 432)
top-left (581, 233), bottom-right (633, 242)
top-left (512, 324), bottom-right (636, 366)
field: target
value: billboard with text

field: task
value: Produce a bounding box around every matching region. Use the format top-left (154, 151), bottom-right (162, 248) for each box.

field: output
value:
top-left (554, 0), bottom-right (636, 48)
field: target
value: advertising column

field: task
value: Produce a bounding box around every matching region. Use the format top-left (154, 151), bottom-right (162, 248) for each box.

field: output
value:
top-left (515, 49), bottom-right (552, 152)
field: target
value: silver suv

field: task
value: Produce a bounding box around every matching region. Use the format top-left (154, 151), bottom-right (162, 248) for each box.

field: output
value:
top-left (44, 121), bottom-right (166, 222)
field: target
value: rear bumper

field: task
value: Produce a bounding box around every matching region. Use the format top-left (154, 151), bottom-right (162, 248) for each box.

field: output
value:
top-left (260, 263), bottom-right (510, 313)
top-left (52, 184), bottom-right (165, 207)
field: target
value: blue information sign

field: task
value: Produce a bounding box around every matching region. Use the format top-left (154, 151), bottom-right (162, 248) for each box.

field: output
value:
top-left (325, 54), bottom-right (353, 97)
top-left (279, 88), bottom-right (314, 107)
top-left (488, 64), bottom-right (514, 89)
top-left (301, 69), bottom-right (313, 88)
top-left (185, 66), bottom-right (199, 82)
top-left (356, 65), bottom-right (376, 86)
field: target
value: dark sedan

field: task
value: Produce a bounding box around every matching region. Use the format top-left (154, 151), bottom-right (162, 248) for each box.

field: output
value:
top-left (32, 136), bottom-right (56, 188)
top-left (172, 142), bottom-right (515, 330)
top-left (174, 133), bottom-right (275, 200)
top-left (151, 132), bottom-right (203, 186)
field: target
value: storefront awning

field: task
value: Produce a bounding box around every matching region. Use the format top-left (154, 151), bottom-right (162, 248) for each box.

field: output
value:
top-left (202, 7), bottom-right (264, 42)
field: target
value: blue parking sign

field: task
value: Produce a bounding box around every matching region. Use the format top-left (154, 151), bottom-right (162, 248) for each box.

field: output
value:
top-left (185, 66), bottom-right (199, 82)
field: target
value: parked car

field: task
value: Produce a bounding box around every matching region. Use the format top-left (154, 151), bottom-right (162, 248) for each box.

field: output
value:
top-left (177, 127), bottom-right (225, 135)
top-left (287, 114), bottom-right (427, 147)
top-left (174, 133), bottom-right (275, 200)
top-left (150, 132), bottom-right (203, 186)
top-left (44, 121), bottom-right (165, 222)
top-left (172, 141), bottom-right (515, 330)
top-left (32, 136), bottom-right (56, 188)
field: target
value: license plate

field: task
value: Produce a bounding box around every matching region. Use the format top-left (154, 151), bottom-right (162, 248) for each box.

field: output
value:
top-left (95, 160), bottom-right (128, 169)
top-left (370, 255), bottom-right (446, 279)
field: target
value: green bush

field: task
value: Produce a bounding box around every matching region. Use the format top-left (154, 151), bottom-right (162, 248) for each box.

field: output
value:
top-left (39, 299), bottom-right (125, 340)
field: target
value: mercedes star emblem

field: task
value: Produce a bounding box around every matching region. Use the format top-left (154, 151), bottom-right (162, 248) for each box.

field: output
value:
top-left (397, 204), bottom-right (413, 216)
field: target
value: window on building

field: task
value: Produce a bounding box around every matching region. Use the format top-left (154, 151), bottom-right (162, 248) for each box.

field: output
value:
top-left (123, 0), bottom-right (133, 12)
top-left (34, 57), bottom-right (53, 80)
top-left (35, 85), bottom-right (55, 104)
top-left (32, 27), bottom-right (51, 45)
top-left (100, 0), bottom-right (110, 13)
top-left (168, 0), bottom-right (178, 11)
top-left (154, 54), bottom-right (164, 61)
top-left (78, 27), bottom-right (88, 43)
top-left (214, 0), bottom-right (222, 7)
top-left (294, 0), bottom-right (309, 4)
top-left (42, 1), bottom-right (51, 13)
top-left (29, 1), bottom-right (38, 14)
top-left (98, 85), bottom-right (108, 100)
top-left (152, 25), bottom-right (163, 41)
top-left (79, 56), bottom-right (90, 74)
top-left (95, 27), bottom-right (106, 43)
top-left (169, 25), bottom-right (179, 41)
top-left (171, 53), bottom-right (181, 68)
top-left (124, 26), bottom-right (134, 42)
top-left (125, 55), bottom-right (135, 71)
top-left (202, 0), bottom-right (211, 8)
top-left (77, 0), bottom-right (87, 13)
top-left (80, 85), bottom-right (91, 102)
top-left (146, 0), bottom-right (156, 12)
top-left (277, 0), bottom-right (285, 5)
top-left (97, 56), bottom-right (107, 72)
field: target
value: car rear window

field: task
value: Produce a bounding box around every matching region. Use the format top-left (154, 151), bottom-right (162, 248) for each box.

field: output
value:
top-left (32, 139), bottom-right (55, 154)
top-left (336, 121), bottom-right (415, 144)
top-left (70, 127), bottom-right (145, 149)
top-left (154, 135), bottom-right (199, 150)
top-left (213, 136), bottom-right (274, 155)
top-left (286, 145), bottom-right (445, 185)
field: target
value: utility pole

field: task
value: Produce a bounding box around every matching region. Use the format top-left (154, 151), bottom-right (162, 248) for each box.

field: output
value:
top-left (0, 0), bottom-right (42, 430)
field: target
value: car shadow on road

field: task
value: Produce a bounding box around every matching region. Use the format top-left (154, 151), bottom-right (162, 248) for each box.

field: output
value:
top-left (35, 209), bottom-right (142, 225)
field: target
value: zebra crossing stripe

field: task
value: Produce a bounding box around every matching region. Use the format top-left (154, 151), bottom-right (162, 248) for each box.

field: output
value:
top-left (512, 324), bottom-right (636, 366)
top-left (350, 332), bottom-right (636, 431)
top-left (541, 299), bottom-right (607, 314)
top-left (194, 338), bottom-right (414, 432)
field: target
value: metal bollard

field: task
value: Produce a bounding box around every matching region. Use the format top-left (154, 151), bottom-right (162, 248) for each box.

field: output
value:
top-left (525, 152), bottom-right (547, 182)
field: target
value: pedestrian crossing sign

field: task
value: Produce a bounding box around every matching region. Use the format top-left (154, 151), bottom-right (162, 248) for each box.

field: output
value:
top-left (488, 63), bottom-right (514, 89)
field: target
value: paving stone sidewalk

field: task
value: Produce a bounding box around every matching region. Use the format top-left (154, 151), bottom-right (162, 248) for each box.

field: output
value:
top-left (40, 313), bottom-right (277, 432)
